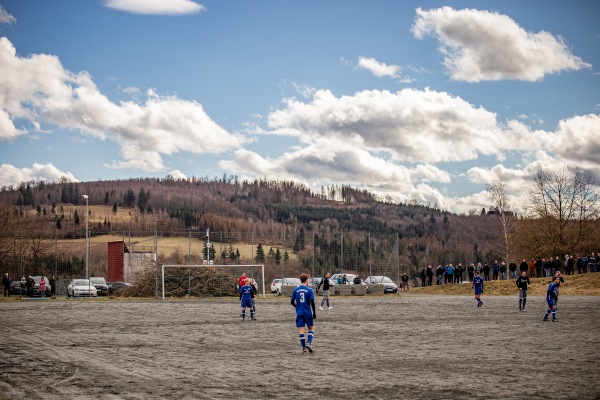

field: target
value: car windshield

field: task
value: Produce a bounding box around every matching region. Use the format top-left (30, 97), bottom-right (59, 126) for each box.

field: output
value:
top-left (73, 279), bottom-right (90, 286)
top-left (90, 277), bottom-right (106, 284)
top-left (382, 277), bottom-right (393, 283)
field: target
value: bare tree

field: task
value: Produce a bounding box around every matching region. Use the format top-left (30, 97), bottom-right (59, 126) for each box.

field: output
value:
top-left (486, 180), bottom-right (514, 262)
top-left (527, 166), bottom-right (599, 255)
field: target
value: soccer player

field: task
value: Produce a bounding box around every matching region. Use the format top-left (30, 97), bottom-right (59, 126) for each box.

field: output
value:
top-left (543, 275), bottom-right (561, 322)
top-left (239, 278), bottom-right (256, 321)
top-left (472, 270), bottom-right (484, 307)
top-left (291, 273), bottom-right (316, 353)
top-left (516, 270), bottom-right (531, 311)
top-left (316, 272), bottom-right (332, 310)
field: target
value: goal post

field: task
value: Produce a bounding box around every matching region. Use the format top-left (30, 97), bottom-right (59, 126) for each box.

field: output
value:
top-left (161, 264), bottom-right (265, 300)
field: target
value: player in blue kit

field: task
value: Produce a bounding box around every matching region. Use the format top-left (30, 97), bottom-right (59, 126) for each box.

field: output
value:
top-left (291, 273), bottom-right (317, 354)
top-left (472, 270), bottom-right (484, 307)
top-left (543, 275), bottom-right (561, 322)
top-left (239, 278), bottom-right (256, 321)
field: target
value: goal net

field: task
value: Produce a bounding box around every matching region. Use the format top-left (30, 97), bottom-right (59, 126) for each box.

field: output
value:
top-left (161, 264), bottom-right (265, 300)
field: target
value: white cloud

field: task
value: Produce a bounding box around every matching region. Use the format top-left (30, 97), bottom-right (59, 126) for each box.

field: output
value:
top-left (166, 170), bottom-right (188, 180)
top-left (0, 37), bottom-right (247, 172)
top-left (0, 163), bottom-right (78, 187)
top-left (547, 114), bottom-right (600, 168)
top-left (267, 88), bottom-right (503, 163)
top-left (357, 57), bottom-right (401, 78)
top-left (104, 0), bottom-right (205, 15)
top-left (0, 5), bottom-right (16, 25)
top-left (412, 7), bottom-right (591, 82)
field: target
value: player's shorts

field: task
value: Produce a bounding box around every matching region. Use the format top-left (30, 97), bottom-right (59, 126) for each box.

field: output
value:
top-left (296, 314), bottom-right (314, 328)
top-left (547, 298), bottom-right (556, 308)
top-left (321, 289), bottom-right (329, 299)
top-left (474, 288), bottom-right (483, 295)
top-left (241, 298), bottom-right (253, 308)
top-left (519, 290), bottom-right (527, 299)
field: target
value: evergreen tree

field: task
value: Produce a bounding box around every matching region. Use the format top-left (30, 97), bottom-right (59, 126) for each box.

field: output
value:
top-left (112, 202), bottom-right (118, 214)
top-left (124, 188), bottom-right (136, 207)
top-left (255, 243), bottom-right (265, 263)
top-left (104, 192), bottom-right (110, 205)
top-left (74, 210), bottom-right (80, 226)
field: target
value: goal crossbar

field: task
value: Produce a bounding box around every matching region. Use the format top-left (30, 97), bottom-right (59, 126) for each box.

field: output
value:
top-left (161, 264), bottom-right (265, 300)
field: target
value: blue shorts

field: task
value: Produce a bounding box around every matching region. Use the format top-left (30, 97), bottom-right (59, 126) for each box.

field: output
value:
top-left (241, 298), bottom-right (253, 308)
top-left (474, 288), bottom-right (483, 295)
top-left (547, 299), bottom-right (556, 308)
top-left (296, 314), bottom-right (314, 328)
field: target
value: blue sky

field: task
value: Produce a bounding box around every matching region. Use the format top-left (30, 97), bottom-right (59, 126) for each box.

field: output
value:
top-left (0, 0), bottom-right (598, 214)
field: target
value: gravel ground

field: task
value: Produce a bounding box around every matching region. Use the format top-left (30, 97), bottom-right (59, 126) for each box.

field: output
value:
top-left (1, 294), bottom-right (599, 400)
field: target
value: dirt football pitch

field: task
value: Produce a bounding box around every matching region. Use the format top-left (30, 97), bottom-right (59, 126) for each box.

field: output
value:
top-left (1, 294), bottom-right (599, 400)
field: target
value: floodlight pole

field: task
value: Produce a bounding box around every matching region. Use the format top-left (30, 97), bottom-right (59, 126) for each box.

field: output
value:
top-left (83, 195), bottom-right (89, 283)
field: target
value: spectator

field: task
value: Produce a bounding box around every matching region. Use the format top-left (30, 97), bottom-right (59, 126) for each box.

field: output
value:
top-left (588, 252), bottom-right (597, 273)
top-left (402, 271), bottom-right (410, 290)
top-left (342, 274), bottom-right (350, 285)
top-left (455, 263), bottom-right (463, 284)
top-left (536, 257), bottom-right (543, 278)
top-left (426, 265), bottom-right (433, 286)
top-left (483, 263), bottom-right (491, 281)
top-left (566, 255), bottom-right (574, 275)
top-left (519, 259), bottom-right (529, 276)
top-left (39, 276), bottom-right (47, 298)
top-left (581, 255), bottom-right (588, 274)
top-left (544, 258), bottom-right (552, 277)
top-left (467, 264), bottom-right (475, 282)
top-left (20, 276), bottom-right (26, 297)
top-left (499, 261), bottom-right (507, 280)
top-left (353, 275), bottom-right (361, 285)
top-left (529, 258), bottom-right (537, 278)
top-left (26, 276), bottom-right (34, 297)
top-left (576, 256), bottom-right (583, 274)
top-left (509, 261), bottom-right (517, 280)
top-left (2, 272), bottom-right (11, 297)
top-left (50, 275), bottom-right (56, 298)
top-left (492, 260), bottom-right (500, 280)
top-left (436, 265), bottom-right (443, 285)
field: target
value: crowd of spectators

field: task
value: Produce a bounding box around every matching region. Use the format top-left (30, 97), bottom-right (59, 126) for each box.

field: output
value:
top-left (421, 252), bottom-right (598, 285)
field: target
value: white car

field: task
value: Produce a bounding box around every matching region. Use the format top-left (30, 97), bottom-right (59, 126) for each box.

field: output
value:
top-left (329, 273), bottom-right (362, 285)
top-left (270, 279), bottom-right (282, 293)
top-left (274, 278), bottom-right (301, 295)
top-left (67, 279), bottom-right (98, 297)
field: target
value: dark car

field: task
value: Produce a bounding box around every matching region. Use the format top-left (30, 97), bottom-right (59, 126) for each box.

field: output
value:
top-left (31, 276), bottom-right (52, 297)
top-left (90, 277), bottom-right (109, 296)
top-left (8, 280), bottom-right (24, 296)
top-left (108, 281), bottom-right (133, 295)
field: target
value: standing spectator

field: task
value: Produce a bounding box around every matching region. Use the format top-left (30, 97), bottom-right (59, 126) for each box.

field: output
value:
top-left (509, 261), bottom-right (517, 280)
top-left (448, 264), bottom-right (455, 284)
top-left (588, 253), bottom-right (597, 273)
top-left (402, 271), bottom-right (411, 290)
top-left (290, 273), bottom-right (316, 353)
top-left (455, 263), bottom-right (463, 284)
top-left (26, 275), bottom-right (34, 297)
top-left (576, 256), bottom-right (583, 274)
top-left (483, 263), bottom-right (491, 281)
top-left (353, 274), bottom-right (362, 285)
top-left (467, 264), bottom-right (475, 282)
top-left (536, 257), bottom-right (543, 278)
top-left (39, 276), bottom-right (47, 298)
top-left (499, 261), bottom-right (507, 280)
top-left (2, 272), bottom-right (12, 297)
top-left (419, 269), bottom-right (426, 287)
top-left (566, 255), bottom-right (574, 275)
top-left (492, 260), bottom-right (500, 280)
top-left (444, 264), bottom-right (451, 284)
top-left (49, 275), bottom-right (56, 298)
top-left (436, 265), bottom-right (443, 285)
top-left (543, 276), bottom-right (561, 322)
top-left (20, 276), bottom-right (26, 297)
top-left (553, 256), bottom-right (562, 273)
top-left (528, 258), bottom-right (536, 278)
top-left (516, 271), bottom-right (531, 311)
top-left (544, 258), bottom-right (552, 277)
top-left (581, 255), bottom-right (588, 274)
top-left (316, 273), bottom-right (332, 310)
top-left (519, 259), bottom-right (529, 275)
top-left (426, 265), bottom-right (433, 286)
top-left (472, 271), bottom-right (484, 307)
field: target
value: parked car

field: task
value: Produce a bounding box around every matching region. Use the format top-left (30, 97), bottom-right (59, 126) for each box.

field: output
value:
top-left (8, 280), bottom-right (24, 296)
top-left (67, 279), bottom-right (98, 297)
top-left (108, 281), bottom-right (133, 295)
top-left (364, 276), bottom-right (398, 293)
top-left (308, 277), bottom-right (322, 287)
top-left (275, 277), bottom-right (301, 295)
top-left (90, 277), bottom-right (109, 296)
top-left (270, 279), bottom-right (282, 294)
top-left (31, 276), bottom-right (52, 297)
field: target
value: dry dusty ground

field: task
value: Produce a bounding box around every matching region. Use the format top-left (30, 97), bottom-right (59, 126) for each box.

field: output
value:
top-left (1, 294), bottom-right (599, 400)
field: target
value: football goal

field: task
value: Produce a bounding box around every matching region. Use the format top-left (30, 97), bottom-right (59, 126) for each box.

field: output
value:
top-left (161, 264), bottom-right (265, 300)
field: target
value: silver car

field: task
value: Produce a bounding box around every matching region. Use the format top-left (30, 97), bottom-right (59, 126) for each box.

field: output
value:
top-left (364, 276), bottom-right (398, 293)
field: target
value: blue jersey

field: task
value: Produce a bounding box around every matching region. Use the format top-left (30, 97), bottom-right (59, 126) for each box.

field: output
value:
top-left (291, 285), bottom-right (314, 316)
top-left (239, 284), bottom-right (254, 301)
top-left (473, 276), bottom-right (484, 292)
top-left (546, 282), bottom-right (558, 302)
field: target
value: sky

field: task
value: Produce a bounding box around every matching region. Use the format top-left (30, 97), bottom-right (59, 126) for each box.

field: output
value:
top-left (0, 0), bottom-right (598, 214)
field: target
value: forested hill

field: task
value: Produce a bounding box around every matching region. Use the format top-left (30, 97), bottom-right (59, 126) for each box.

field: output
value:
top-left (0, 177), bottom-right (502, 267)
